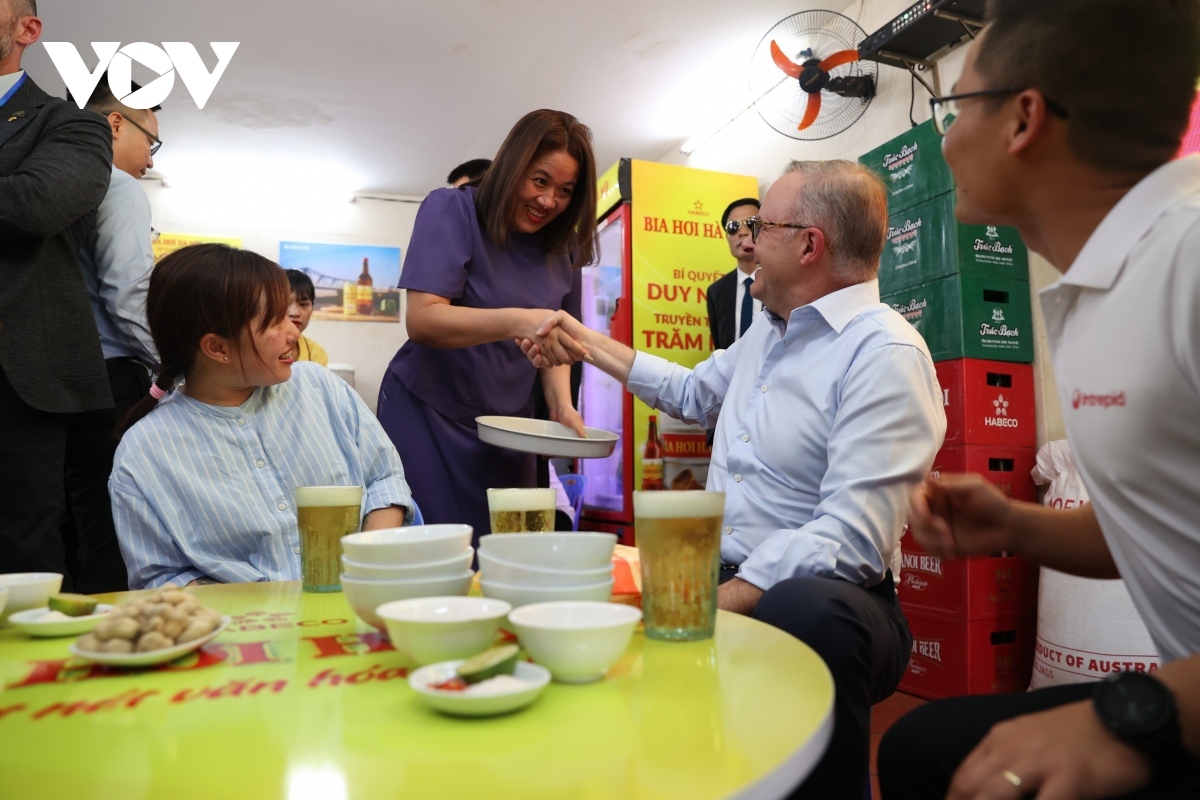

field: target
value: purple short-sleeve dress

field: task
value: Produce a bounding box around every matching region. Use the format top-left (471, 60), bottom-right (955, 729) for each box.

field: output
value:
top-left (377, 187), bottom-right (582, 540)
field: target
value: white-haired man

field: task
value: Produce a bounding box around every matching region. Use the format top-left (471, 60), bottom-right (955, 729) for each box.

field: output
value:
top-left (520, 160), bottom-right (947, 799)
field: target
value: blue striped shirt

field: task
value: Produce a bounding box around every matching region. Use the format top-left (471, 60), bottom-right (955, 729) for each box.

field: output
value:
top-left (111, 362), bottom-right (414, 589)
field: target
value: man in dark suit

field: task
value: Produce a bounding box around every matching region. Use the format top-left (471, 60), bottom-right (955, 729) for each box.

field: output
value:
top-left (0, 0), bottom-right (116, 578)
top-left (706, 197), bottom-right (762, 351)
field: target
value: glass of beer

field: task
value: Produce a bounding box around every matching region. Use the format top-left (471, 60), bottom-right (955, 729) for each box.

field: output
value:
top-left (633, 490), bottom-right (725, 641)
top-left (487, 488), bottom-right (557, 534)
top-left (295, 485), bottom-right (363, 593)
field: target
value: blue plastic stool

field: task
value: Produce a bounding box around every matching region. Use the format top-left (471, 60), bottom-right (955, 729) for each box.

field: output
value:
top-left (557, 474), bottom-right (587, 531)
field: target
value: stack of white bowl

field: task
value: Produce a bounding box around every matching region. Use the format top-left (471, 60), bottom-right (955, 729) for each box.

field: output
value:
top-left (340, 525), bottom-right (474, 630)
top-left (478, 532), bottom-right (618, 608)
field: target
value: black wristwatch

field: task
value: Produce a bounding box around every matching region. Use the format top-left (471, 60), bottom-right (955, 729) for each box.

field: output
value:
top-left (1092, 671), bottom-right (1190, 779)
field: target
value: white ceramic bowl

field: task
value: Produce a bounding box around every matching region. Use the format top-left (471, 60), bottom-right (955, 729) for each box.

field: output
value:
top-left (342, 571), bottom-right (473, 630)
top-left (508, 601), bottom-right (642, 683)
top-left (478, 533), bottom-right (617, 570)
top-left (480, 577), bottom-right (613, 609)
top-left (0, 586), bottom-right (8, 620)
top-left (478, 550), bottom-right (613, 587)
top-left (409, 659), bottom-right (551, 717)
top-left (376, 596), bottom-right (511, 665)
top-left (475, 416), bottom-right (619, 459)
top-left (0, 573), bottom-right (63, 624)
top-left (341, 548), bottom-right (473, 580)
top-left (341, 525), bottom-right (472, 566)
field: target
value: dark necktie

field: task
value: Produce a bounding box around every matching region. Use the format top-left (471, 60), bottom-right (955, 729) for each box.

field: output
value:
top-left (739, 276), bottom-right (754, 338)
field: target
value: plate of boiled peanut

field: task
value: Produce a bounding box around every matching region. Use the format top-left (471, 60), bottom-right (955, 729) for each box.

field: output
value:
top-left (69, 588), bottom-right (230, 667)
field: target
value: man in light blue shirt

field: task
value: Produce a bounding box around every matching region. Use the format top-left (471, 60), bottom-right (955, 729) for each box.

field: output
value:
top-left (523, 160), bottom-right (946, 798)
top-left (62, 75), bottom-right (162, 593)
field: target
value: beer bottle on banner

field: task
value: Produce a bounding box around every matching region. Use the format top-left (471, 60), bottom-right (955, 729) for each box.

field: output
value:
top-left (357, 257), bottom-right (374, 316)
top-left (642, 415), bottom-right (665, 490)
top-left (342, 281), bottom-right (355, 316)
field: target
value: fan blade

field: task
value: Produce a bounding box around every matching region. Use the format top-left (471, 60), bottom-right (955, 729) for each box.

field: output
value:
top-left (798, 92), bottom-right (822, 131)
top-left (818, 49), bottom-right (860, 72)
top-left (770, 40), bottom-right (804, 79)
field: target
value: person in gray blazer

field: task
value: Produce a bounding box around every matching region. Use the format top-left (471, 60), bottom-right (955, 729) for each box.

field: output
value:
top-left (0, 0), bottom-right (115, 578)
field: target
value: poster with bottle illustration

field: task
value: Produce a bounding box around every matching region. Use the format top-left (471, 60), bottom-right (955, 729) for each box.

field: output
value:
top-left (278, 242), bottom-right (402, 322)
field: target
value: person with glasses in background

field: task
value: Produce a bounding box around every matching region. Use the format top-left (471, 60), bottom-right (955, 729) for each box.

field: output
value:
top-left (53, 75), bottom-right (164, 593)
top-left (706, 197), bottom-right (762, 352)
top-left (880, 1), bottom-right (1200, 798)
top-left (517, 160), bottom-right (947, 799)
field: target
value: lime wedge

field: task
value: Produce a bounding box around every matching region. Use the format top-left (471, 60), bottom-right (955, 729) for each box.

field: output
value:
top-left (48, 593), bottom-right (99, 617)
top-left (456, 644), bottom-right (520, 684)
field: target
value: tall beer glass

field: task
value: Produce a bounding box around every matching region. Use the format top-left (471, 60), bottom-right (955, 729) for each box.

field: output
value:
top-left (486, 488), bottom-right (557, 534)
top-left (295, 485), bottom-right (363, 593)
top-left (633, 490), bottom-right (725, 641)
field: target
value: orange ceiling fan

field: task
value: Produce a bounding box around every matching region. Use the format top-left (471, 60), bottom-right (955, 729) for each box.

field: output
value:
top-left (751, 11), bottom-right (878, 141)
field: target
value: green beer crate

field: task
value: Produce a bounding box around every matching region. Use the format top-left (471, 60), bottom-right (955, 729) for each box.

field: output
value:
top-left (860, 120), bottom-right (954, 214)
top-left (883, 273), bottom-right (1034, 363)
top-left (880, 192), bottom-right (1029, 292)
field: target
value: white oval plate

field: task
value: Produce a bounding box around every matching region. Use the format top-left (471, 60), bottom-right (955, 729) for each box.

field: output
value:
top-left (476, 416), bottom-right (618, 459)
top-left (68, 616), bottom-right (231, 667)
top-left (8, 605), bottom-right (114, 638)
top-left (409, 659), bottom-right (551, 717)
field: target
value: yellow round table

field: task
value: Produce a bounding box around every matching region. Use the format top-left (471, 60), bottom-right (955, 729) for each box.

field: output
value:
top-left (0, 582), bottom-right (833, 799)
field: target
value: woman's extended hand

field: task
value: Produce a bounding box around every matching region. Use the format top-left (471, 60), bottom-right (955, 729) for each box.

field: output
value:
top-left (550, 401), bottom-right (587, 439)
top-left (511, 308), bottom-right (561, 343)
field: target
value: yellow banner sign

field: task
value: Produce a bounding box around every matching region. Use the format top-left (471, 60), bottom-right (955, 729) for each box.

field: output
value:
top-left (627, 160), bottom-right (758, 491)
top-left (152, 232), bottom-right (243, 262)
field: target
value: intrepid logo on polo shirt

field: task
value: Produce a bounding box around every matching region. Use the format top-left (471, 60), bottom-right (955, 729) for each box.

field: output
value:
top-left (1071, 389), bottom-right (1127, 409)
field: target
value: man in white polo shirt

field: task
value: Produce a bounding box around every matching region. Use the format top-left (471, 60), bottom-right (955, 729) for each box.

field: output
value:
top-left (879, 1), bottom-right (1200, 798)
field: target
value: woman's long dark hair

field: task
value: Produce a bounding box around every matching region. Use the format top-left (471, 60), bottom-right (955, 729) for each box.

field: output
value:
top-left (118, 244), bottom-right (291, 437)
top-left (474, 109), bottom-right (598, 267)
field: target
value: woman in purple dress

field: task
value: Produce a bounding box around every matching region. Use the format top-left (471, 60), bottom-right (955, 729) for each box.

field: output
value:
top-left (377, 109), bottom-right (598, 541)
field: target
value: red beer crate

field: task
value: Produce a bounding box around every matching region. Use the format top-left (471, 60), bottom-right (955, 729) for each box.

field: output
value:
top-left (898, 532), bottom-right (1038, 619)
top-left (900, 608), bottom-right (1036, 700)
top-left (935, 359), bottom-right (1036, 447)
top-left (931, 444), bottom-right (1037, 503)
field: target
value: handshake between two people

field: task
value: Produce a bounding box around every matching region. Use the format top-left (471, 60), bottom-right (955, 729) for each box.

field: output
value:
top-left (516, 310), bottom-right (638, 396)
top-left (516, 310), bottom-right (594, 369)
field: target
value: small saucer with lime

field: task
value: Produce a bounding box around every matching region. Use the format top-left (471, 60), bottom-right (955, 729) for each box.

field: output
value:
top-left (9, 594), bottom-right (113, 638)
top-left (409, 645), bottom-right (550, 717)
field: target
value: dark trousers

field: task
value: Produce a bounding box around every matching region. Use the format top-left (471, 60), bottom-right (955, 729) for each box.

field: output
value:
top-left (729, 571), bottom-right (912, 799)
top-left (0, 364), bottom-right (73, 576)
top-left (0, 360), bottom-right (140, 590)
top-left (878, 683), bottom-right (1200, 799)
top-left (60, 358), bottom-right (149, 593)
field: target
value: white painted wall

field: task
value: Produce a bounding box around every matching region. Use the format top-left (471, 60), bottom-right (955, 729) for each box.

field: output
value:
top-left (141, 181), bottom-right (419, 412)
top-left (658, 0), bottom-right (1066, 445)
